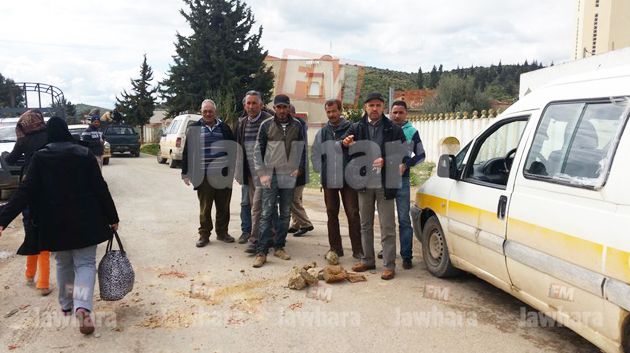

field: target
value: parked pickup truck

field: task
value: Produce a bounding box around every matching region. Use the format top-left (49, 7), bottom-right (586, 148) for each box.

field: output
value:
top-left (103, 124), bottom-right (140, 157)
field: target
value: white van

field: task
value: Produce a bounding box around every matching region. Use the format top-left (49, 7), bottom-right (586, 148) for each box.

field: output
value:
top-left (412, 65), bottom-right (630, 353)
top-left (157, 114), bottom-right (201, 168)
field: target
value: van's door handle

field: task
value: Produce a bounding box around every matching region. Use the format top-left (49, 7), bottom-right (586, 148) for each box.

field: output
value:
top-left (497, 195), bottom-right (508, 220)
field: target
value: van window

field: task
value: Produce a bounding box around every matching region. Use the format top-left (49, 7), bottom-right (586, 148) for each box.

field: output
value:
top-left (464, 118), bottom-right (528, 187)
top-left (169, 120), bottom-right (181, 134)
top-left (524, 97), bottom-right (630, 188)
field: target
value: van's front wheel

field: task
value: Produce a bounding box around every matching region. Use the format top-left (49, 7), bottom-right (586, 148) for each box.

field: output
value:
top-left (421, 215), bottom-right (462, 278)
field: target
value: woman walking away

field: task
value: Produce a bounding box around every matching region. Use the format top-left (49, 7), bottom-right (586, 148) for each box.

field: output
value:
top-left (3, 110), bottom-right (51, 296)
top-left (0, 117), bottom-right (119, 335)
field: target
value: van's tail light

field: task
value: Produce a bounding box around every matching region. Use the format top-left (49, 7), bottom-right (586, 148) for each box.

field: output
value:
top-left (176, 137), bottom-right (182, 148)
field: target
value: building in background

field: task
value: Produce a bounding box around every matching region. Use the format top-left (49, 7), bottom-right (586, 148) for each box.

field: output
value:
top-left (393, 89), bottom-right (436, 110)
top-left (264, 49), bottom-right (365, 127)
top-left (573, 0), bottom-right (630, 60)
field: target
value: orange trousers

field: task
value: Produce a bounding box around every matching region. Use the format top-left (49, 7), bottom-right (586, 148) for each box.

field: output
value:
top-left (25, 251), bottom-right (50, 289)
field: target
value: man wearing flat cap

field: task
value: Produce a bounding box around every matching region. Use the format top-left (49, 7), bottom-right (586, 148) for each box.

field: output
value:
top-left (252, 94), bottom-right (307, 268)
top-left (342, 92), bottom-right (406, 280)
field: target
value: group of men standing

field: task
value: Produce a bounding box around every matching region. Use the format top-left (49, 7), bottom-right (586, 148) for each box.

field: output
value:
top-left (181, 91), bottom-right (424, 280)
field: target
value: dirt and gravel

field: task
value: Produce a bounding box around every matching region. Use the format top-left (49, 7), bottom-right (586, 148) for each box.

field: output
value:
top-left (0, 155), bottom-right (599, 352)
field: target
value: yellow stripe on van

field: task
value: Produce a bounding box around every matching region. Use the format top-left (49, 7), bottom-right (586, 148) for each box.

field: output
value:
top-left (507, 218), bottom-right (604, 275)
top-left (417, 192), bottom-right (628, 283)
top-left (605, 247), bottom-right (630, 283)
top-left (416, 193), bottom-right (447, 216)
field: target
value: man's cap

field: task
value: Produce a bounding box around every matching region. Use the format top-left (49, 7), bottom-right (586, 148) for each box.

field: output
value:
top-left (273, 94), bottom-right (291, 107)
top-left (364, 92), bottom-right (385, 104)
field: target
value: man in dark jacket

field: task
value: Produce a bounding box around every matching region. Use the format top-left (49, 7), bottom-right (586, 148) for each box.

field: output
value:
top-left (80, 115), bottom-right (104, 168)
top-left (312, 99), bottom-right (362, 259)
top-left (182, 99), bottom-right (236, 247)
top-left (252, 94), bottom-right (306, 268)
top-left (0, 117), bottom-right (119, 335)
top-left (342, 92), bottom-right (406, 280)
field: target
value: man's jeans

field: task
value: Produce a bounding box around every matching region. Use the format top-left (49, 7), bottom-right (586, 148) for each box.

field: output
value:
top-left (240, 184), bottom-right (252, 235)
top-left (257, 175), bottom-right (294, 255)
top-left (396, 176), bottom-right (413, 261)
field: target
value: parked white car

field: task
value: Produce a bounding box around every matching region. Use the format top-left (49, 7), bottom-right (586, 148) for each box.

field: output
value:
top-left (157, 113), bottom-right (200, 168)
top-left (412, 65), bottom-right (630, 353)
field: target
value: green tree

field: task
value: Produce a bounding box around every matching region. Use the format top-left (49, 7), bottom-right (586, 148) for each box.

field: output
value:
top-left (161, 0), bottom-right (274, 120)
top-left (428, 65), bottom-right (439, 89)
top-left (416, 66), bottom-right (424, 89)
top-left (422, 74), bottom-right (490, 114)
top-left (0, 73), bottom-right (25, 109)
top-left (116, 54), bottom-right (158, 140)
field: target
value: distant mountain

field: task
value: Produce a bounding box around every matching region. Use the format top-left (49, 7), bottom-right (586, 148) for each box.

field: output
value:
top-left (75, 103), bottom-right (112, 117)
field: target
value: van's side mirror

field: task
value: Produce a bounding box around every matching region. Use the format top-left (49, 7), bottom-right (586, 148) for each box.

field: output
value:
top-left (437, 154), bottom-right (459, 180)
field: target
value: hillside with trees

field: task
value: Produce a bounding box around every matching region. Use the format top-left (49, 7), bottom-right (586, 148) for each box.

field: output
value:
top-left (359, 61), bottom-right (545, 113)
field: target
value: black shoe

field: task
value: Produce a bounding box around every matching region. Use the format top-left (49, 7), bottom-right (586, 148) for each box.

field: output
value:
top-left (217, 234), bottom-right (235, 243)
top-left (196, 236), bottom-right (210, 247)
top-left (245, 243), bottom-right (257, 254)
top-left (238, 233), bottom-right (250, 244)
top-left (288, 227), bottom-right (299, 234)
top-left (293, 225), bottom-right (314, 237)
top-left (403, 259), bottom-right (413, 270)
top-left (352, 252), bottom-right (363, 260)
top-left (377, 250), bottom-right (383, 259)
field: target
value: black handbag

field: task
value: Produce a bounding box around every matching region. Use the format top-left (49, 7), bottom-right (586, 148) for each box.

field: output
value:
top-left (97, 230), bottom-right (134, 301)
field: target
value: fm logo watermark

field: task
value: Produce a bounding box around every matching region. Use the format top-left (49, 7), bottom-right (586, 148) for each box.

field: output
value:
top-left (306, 283), bottom-right (333, 302)
top-left (548, 284), bottom-right (575, 302)
top-left (423, 285), bottom-right (450, 302)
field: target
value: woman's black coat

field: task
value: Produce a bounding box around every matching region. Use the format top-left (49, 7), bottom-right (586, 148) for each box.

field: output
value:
top-left (0, 142), bottom-right (119, 255)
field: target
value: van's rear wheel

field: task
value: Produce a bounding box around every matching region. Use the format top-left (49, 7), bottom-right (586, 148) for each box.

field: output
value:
top-left (157, 148), bottom-right (167, 164)
top-left (421, 215), bottom-right (462, 278)
top-left (169, 154), bottom-right (178, 168)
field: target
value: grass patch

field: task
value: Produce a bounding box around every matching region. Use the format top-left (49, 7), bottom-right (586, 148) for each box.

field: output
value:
top-left (141, 143), bottom-right (159, 156)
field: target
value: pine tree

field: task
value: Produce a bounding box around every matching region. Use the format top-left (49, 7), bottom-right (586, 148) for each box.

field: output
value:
top-left (161, 0), bottom-right (274, 123)
top-left (116, 54), bottom-right (158, 140)
top-left (416, 66), bottom-right (424, 89)
top-left (428, 65), bottom-right (439, 89)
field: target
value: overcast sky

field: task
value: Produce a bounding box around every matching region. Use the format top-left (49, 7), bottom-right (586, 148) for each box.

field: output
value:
top-left (0, 0), bottom-right (576, 108)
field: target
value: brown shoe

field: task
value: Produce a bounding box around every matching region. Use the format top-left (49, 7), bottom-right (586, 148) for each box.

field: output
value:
top-left (253, 254), bottom-right (267, 268)
top-left (351, 262), bottom-right (376, 272)
top-left (75, 308), bottom-right (95, 335)
top-left (273, 248), bottom-right (291, 260)
top-left (381, 269), bottom-right (395, 280)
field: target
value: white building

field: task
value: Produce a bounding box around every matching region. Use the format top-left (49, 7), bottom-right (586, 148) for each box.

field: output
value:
top-left (573, 0), bottom-right (630, 60)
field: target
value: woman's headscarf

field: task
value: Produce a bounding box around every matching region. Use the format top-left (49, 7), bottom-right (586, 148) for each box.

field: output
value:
top-left (16, 109), bottom-right (46, 139)
top-left (46, 117), bottom-right (74, 143)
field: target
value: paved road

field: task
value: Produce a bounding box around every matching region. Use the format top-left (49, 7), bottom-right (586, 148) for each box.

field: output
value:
top-left (0, 154), bottom-right (600, 352)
